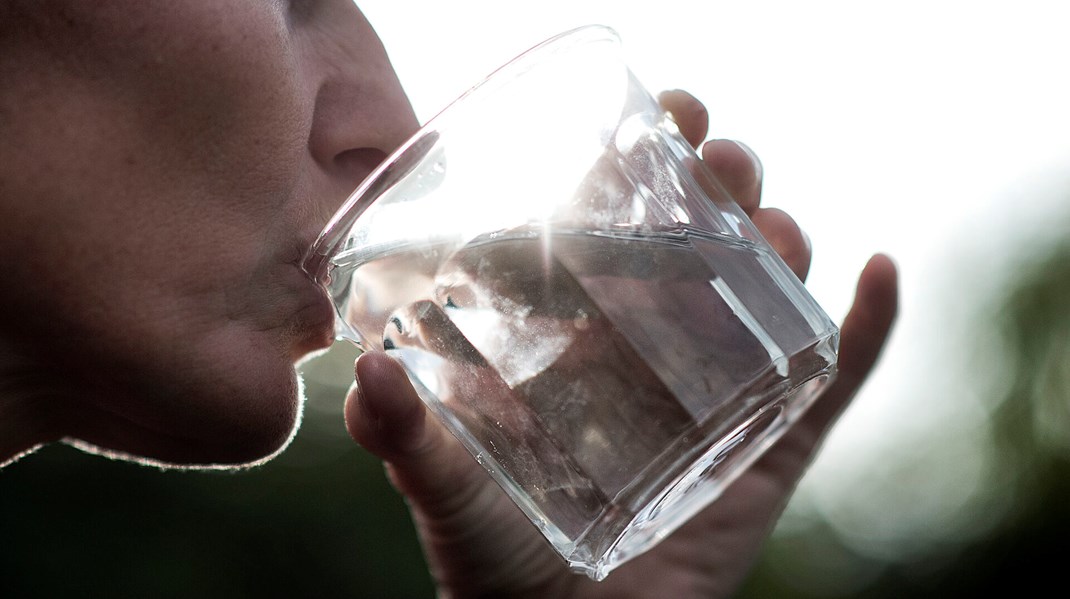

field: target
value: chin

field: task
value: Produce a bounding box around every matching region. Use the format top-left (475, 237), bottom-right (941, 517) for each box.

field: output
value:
top-left (68, 365), bottom-right (309, 471)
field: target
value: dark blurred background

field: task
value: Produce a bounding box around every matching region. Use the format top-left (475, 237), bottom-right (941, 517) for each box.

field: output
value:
top-left (0, 340), bottom-right (436, 598)
top-left (3, 202), bottom-right (1068, 598)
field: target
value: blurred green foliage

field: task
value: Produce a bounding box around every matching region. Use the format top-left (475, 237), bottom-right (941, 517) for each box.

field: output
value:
top-left (3, 221), bottom-right (1068, 598)
top-left (739, 218), bottom-right (1070, 598)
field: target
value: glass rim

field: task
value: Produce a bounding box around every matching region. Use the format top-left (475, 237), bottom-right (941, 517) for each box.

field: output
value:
top-left (301, 24), bottom-right (622, 285)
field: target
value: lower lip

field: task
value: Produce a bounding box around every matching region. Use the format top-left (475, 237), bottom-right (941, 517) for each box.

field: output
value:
top-left (290, 272), bottom-right (337, 352)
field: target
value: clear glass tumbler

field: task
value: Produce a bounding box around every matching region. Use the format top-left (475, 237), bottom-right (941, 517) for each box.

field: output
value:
top-left (303, 25), bottom-right (839, 580)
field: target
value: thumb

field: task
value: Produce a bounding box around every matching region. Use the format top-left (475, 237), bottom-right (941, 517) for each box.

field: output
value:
top-left (344, 351), bottom-right (489, 516)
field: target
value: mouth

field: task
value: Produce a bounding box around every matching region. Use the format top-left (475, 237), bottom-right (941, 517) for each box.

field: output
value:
top-left (287, 261), bottom-right (338, 357)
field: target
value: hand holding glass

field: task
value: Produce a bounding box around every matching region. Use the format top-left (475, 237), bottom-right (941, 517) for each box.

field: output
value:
top-left (303, 26), bottom-right (839, 580)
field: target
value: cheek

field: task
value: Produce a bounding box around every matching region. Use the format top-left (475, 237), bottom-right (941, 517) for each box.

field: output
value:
top-left (67, 324), bottom-right (305, 466)
top-left (87, 2), bottom-right (312, 241)
top-left (3, 3), bottom-right (313, 286)
top-left (1, 3), bottom-right (320, 464)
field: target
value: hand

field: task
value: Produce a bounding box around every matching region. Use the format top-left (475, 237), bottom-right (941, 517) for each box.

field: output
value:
top-left (344, 90), bottom-right (898, 598)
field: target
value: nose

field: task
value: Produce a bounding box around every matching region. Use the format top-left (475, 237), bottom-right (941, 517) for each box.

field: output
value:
top-left (304, 4), bottom-right (419, 195)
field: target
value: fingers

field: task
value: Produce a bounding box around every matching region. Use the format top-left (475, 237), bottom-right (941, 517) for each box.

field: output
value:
top-left (658, 89), bottom-right (763, 215)
top-left (704, 144), bottom-right (808, 285)
top-left (751, 208), bottom-right (811, 282)
top-left (344, 351), bottom-right (489, 515)
top-left (825, 253), bottom-right (899, 406)
top-left (344, 351), bottom-right (427, 459)
top-left (658, 89), bottom-right (708, 149)
top-left (749, 253), bottom-right (897, 487)
top-left (346, 352), bottom-right (568, 594)
top-left (795, 254), bottom-right (899, 446)
top-left (701, 139), bottom-right (763, 215)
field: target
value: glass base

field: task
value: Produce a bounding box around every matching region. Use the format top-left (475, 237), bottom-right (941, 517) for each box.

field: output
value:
top-left (569, 371), bottom-right (834, 581)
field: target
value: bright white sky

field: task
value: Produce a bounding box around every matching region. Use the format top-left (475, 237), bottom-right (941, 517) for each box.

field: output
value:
top-left (355, 0), bottom-right (1070, 561)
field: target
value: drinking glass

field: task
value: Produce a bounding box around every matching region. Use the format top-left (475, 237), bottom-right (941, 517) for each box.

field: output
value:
top-left (303, 25), bottom-right (839, 580)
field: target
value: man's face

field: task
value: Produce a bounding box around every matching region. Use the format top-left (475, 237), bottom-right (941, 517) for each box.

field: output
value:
top-left (0, 0), bottom-right (418, 465)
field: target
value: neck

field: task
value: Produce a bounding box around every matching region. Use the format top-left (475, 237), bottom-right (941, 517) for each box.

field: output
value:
top-left (0, 339), bottom-right (59, 467)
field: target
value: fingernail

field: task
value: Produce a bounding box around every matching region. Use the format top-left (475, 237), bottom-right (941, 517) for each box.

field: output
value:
top-left (731, 140), bottom-right (764, 183)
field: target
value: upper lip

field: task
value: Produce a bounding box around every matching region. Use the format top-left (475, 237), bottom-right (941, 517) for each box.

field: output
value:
top-left (290, 228), bottom-right (328, 280)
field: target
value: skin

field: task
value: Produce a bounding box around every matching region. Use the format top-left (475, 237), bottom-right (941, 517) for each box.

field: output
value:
top-left (0, 0), bottom-right (418, 465)
top-left (0, 2), bottom-right (898, 597)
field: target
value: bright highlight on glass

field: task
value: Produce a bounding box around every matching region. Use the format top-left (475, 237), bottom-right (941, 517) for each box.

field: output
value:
top-left (303, 25), bottom-right (839, 580)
